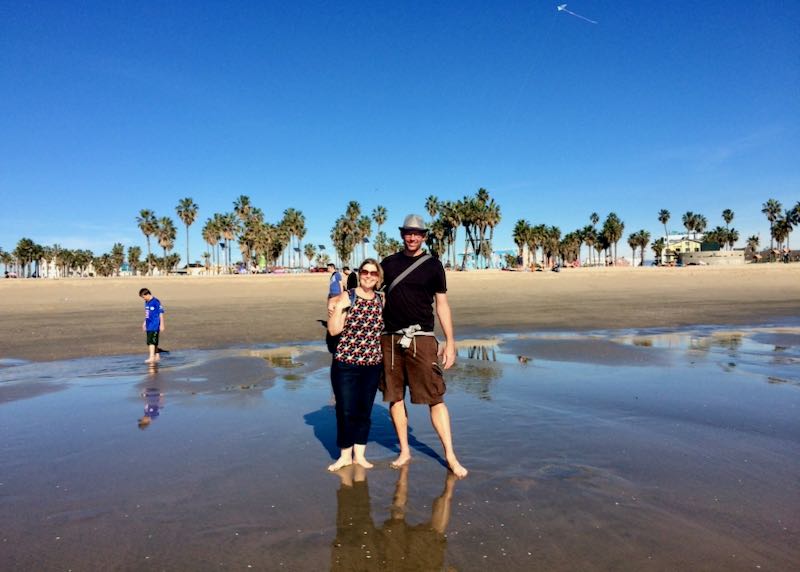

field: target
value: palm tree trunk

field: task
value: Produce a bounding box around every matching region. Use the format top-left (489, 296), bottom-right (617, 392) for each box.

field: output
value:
top-left (185, 223), bottom-right (190, 269)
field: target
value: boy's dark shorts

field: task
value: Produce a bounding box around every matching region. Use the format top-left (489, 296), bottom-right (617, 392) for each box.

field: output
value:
top-left (381, 334), bottom-right (445, 405)
top-left (146, 331), bottom-right (160, 346)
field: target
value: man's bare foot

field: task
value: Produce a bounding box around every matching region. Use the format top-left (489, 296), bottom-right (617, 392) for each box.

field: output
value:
top-left (353, 457), bottom-right (373, 469)
top-left (144, 358), bottom-right (155, 364)
top-left (327, 457), bottom-right (352, 472)
top-left (390, 452), bottom-right (411, 469)
top-left (447, 457), bottom-right (468, 478)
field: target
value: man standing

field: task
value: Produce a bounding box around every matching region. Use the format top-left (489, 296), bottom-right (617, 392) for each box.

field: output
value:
top-left (380, 214), bottom-right (467, 478)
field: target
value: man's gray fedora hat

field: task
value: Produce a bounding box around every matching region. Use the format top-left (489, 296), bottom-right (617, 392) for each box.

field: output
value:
top-left (399, 214), bottom-right (428, 233)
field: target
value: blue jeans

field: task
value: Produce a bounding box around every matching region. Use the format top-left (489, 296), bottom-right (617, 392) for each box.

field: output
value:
top-left (330, 360), bottom-right (381, 449)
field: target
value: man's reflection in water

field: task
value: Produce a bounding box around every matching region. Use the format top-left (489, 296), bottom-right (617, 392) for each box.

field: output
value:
top-left (330, 465), bottom-right (457, 571)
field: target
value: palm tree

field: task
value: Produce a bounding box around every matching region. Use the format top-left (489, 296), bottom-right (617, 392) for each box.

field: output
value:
top-left (110, 243), bottom-right (125, 276)
top-left (156, 217), bottom-right (177, 271)
top-left (233, 195), bottom-right (252, 222)
top-left (219, 213), bottom-right (239, 272)
top-left (658, 209), bottom-right (670, 238)
top-left (484, 199), bottom-right (502, 268)
top-left (127, 246), bottom-right (142, 275)
top-left (627, 233), bottom-right (638, 264)
top-left (746, 235), bottom-right (760, 260)
top-left (636, 230), bottom-right (651, 266)
top-left (304, 243), bottom-right (317, 267)
top-left (0, 248), bottom-right (14, 274)
top-left (761, 199), bottom-right (782, 251)
top-left (176, 197), bottom-right (199, 268)
top-left (695, 214), bottom-right (708, 240)
top-left (202, 217), bottom-right (220, 274)
top-left (357, 215), bottom-right (372, 264)
top-left (512, 219), bottom-right (529, 267)
top-left (136, 209), bottom-right (157, 275)
top-left (582, 225), bottom-right (596, 266)
top-left (294, 211), bottom-right (307, 268)
top-left (282, 208), bottom-right (301, 267)
top-left (602, 213), bottom-right (624, 264)
top-left (372, 205), bottom-right (387, 256)
top-left (681, 211), bottom-right (696, 240)
top-left (651, 237), bottom-right (665, 265)
top-left (727, 228), bottom-right (739, 251)
top-left (425, 195), bottom-right (440, 221)
top-left (722, 209), bottom-right (734, 229)
top-left (590, 212), bottom-right (599, 228)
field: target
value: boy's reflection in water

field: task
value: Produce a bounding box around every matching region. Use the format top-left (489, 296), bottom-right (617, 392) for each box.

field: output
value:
top-left (331, 464), bottom-right (457, 571)
top-left (138, 364), bottom-right (165, 429)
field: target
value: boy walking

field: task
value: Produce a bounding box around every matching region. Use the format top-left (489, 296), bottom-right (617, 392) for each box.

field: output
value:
top-left (139, 288), bottom-right (165, 364)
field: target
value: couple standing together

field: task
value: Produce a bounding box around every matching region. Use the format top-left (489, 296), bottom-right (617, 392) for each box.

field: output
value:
top-left (326, 214), bottom-right (468, 478)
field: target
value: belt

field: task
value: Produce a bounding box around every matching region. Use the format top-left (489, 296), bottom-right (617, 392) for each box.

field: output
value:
top-left (383, 325), bottom-right (437, 369)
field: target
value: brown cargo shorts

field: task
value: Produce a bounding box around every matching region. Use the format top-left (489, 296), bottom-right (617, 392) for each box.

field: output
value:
top-left (381, 334), bottom-right (445, 405)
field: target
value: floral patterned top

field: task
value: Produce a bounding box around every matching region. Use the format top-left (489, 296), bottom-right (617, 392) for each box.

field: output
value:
top-left (334, 293), bottom-right (384, 366)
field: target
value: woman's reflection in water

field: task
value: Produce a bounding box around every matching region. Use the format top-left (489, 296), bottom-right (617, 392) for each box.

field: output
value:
top-left (330, 465), bottom-right (457, 571)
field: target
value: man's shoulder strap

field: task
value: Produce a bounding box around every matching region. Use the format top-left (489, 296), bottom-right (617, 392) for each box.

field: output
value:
top-left (386, 254), bottom-right (432, 294)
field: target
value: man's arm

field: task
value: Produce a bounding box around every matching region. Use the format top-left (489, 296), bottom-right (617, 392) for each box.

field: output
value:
top-left (159, 312), bottom-right (165, 332)
top-left (434, 292), bottom-right (456, 369)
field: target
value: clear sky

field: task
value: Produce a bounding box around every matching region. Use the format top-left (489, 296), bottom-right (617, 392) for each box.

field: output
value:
top-left (2, 1), bottom-right (798, 262)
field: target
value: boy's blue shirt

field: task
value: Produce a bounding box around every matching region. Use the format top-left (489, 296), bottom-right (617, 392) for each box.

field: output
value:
top-left (144, 297), bottom-right (164, 331)
top-left (329, 271), bottom-right (343, 296)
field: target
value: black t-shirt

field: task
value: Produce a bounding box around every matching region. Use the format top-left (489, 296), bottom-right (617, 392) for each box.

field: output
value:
top-left (381, 252), bottom-right (446, 332)
top-left (346, 271), bottom-right (358, 290)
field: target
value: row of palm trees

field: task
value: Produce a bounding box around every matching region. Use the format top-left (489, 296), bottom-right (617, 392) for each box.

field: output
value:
top-left (0, 240), bottom-right (163, 278)
top-left (2, 194), bottom-right (798, 278)
top-left (511, 212), bottom-right (630, 268)
top-left (421, 188), bottom-right (502, 269)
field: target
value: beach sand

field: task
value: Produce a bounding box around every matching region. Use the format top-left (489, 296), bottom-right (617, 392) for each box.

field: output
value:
top-left (2, 264), bottom-right (799, 362)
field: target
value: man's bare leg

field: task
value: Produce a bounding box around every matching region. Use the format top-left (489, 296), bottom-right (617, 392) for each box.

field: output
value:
top-left (430, 403), bottom-right (468, 478)
top-left (389, 400), bottom-right (411, 468)
top-left (431, 471), bottom-right (457, 533)
top-left (390, 464), bottom-right (409, 520)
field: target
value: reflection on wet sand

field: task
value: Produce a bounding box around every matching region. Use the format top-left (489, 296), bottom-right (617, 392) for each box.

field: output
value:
top-left (137, 387), bottom-right (164, 429)
top-left (330, 465), bottom-right (456, 571)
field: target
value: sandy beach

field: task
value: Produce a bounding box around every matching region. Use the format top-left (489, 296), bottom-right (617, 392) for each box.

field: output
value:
top-left (2, 264), bottom-right (799, 362)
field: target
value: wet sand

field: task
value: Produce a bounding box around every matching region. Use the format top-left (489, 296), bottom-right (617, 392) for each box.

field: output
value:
top-left (1, 325), bottom-right (798, 570)
top-left (2, 264), bottom-right (800, 362)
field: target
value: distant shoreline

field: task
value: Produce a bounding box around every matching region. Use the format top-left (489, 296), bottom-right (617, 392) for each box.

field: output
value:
top-left (2, 264), bottom-right (799, 362)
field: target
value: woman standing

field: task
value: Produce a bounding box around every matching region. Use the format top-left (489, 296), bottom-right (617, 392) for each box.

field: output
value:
top-left (327, 258), bottom-right (384, 471)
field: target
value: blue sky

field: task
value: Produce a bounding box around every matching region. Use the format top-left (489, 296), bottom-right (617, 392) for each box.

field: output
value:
top-left (1, 1), bottom-right (798, 262)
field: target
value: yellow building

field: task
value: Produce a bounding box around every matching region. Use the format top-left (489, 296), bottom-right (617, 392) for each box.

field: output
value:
top-left (663, 238), bottom-right (703, 264)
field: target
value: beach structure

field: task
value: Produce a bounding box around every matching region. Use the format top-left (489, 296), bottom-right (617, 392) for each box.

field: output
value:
top-left (662, 235), bottom-right (704, 264)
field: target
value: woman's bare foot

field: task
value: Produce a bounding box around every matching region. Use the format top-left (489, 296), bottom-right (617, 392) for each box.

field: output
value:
top-left (327, 457), bottom-right (352, 472)
top-left (447, 457), bottom-right (468, 478)
top-left (327, 448), bottom-right (353, 472)
top-left (352, 444), bottom-right (373, 469)
top-left (390, 452), bottom-right (412, 469)
top-left (353, 457), bottom-right (373, 469)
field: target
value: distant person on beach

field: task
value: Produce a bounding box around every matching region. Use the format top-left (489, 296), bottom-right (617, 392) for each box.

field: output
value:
top-left (327, 263), bottom-right (344, 314)
top-left (345, 265), bottom-right (358, 290)
top-left (326, 258), bottom-right (385, 471)
top-left (139, 288), bottom-right (165, 364)
top-left (380, 214), bottom-right (468, 478)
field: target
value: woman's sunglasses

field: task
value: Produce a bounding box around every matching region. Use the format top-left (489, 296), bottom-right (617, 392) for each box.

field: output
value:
top-left (359, 269), bottom-right (380, 277)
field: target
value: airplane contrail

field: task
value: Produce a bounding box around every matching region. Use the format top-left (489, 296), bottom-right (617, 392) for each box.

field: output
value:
top-left (557, 4), bottom-right (598, 25)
